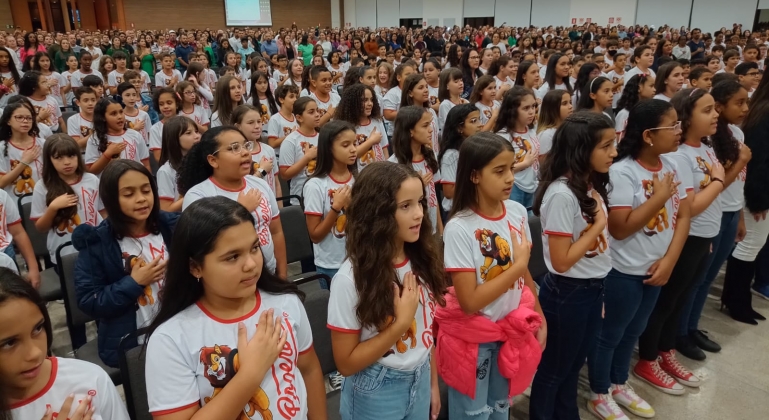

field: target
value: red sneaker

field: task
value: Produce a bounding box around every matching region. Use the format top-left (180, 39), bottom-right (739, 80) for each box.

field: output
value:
top-left (658, 350), bottom-right (702, 387)
top-left (633, 359), bottom-right (685, 395)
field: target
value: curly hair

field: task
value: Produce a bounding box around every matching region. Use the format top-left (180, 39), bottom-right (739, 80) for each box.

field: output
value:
top-left (391, 106), bottom-right (439, 174)
top-left (617, 74), bottom-right (650, 111)
top-left (710, 80), bottom-right (745, 168)
top-left (493, 86), bottom-right (535, 133)
top-left (533, 112), bottom-right (613, 222)
top-left (346, 161), bottom-right (446, 329)
top-left (671, 88), bottom-right (712, 147)
top-left (176, 126), bottom-right (239, 195)
top-left (334, 83), bottom-right (381, 125)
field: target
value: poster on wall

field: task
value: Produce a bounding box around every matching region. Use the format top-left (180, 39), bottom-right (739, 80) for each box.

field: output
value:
top-left (572, 18), bottom-right (577, 24)
top-left (586, 18), bottom-right (592, 23)
top-left (617, 17), bottom-right (622, 23)
top-left (579, 18), bottom-right (585, 24)
top-left (609, 17), bottom-right (614, 24)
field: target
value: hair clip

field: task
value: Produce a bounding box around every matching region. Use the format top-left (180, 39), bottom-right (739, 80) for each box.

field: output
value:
top-left (589, 76), bottom-right (598, 91)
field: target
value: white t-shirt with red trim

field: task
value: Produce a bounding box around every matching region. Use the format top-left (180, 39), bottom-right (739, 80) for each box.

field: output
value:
top-left (388, 155), bottom-right (441, 234)
top-left (117, 232), bottom-right (167, 331)
top-left (309, 91), bottom-right (341, 120)
top-left (0, 189), bottom-right (21, 251)
top-left (27, 95), bottom-right (62, 132)
top-left (328, 258), bottom-right (436, 370)
top-left (0, 138), bottom-right (45, 198)
top-left (156, 162), bottom-right (178, 202)
top-left (124, 109), bottom-right (152, 145)
top-left (608, 156), bottom-right (688, 275)
top-left (84, 130), bottom-right (150, 167)
top-left (107, 69), bottom-right (126, 88)
top-left (614, 109), bottom-right (629, 142)
top-left (444, 201), bottom-right (531, 322)
top-left (67, 113), bottom-right (94, 140)
top-left (354, 118), bottom-right (389, 171)
top-left (155, 69), bottom-right (183, 87)
top-left (251, 142), bottom-right (279, 195)
top-left (183, 176), bottom-right (280, 274)
top-left (540, 178), bottom-right (612, 279)
top-left (145, 291), bottom-right (312, 420)
top-left (719, 125), bottom-right (746, 212)
top-left (496, 129), bottom-right (540, 193)
top-left (279, 130), bottom-right (319, 206)
top-left (669, 143), bottom-right (722, 238)
top-left (267, 112), bottom-right (299, 140)
top-left (30, 173), bottom-right (103, 263)
top-left (438, 99), bottom-right (469, 131)
top-left (439, 149), bottom-right (458, 212)
top-left (149, 120), bottom-right (164, 151)
top-left (179, 105), bottom-right (211, 127)
top-left (303, 173), bottom-right (354, 269)
top-left (69, 69), bottom-right (104, 88)
top-left (475, 100), bottom-right (500, 127)
top-left (43, 72), bottom-right (68, 106)
top-left (9, 358), bottom-right (129, 420)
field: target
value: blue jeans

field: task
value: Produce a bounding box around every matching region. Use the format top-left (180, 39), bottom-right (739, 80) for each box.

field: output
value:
top-left (340, 356), bottom-right (430, 420)
top-left (448, 341), bottom-right (510, 420)
top-left (315, 266), bottom-right (338, 290)
top-left (530, 273), bottom-right (604, 420)
top-left (510, 185), bottom-right (534, 213)
top-left (3, 244), bottom-right (15, 260)
top-left (678, 211), bottom-right (740, 336)
top-left (141, 93), bottom-right (160, 125)
top-left (588, 269), bottom-right (661, 394)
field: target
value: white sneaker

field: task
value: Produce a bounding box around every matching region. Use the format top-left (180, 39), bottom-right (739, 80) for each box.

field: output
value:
top-left (587, 392), bottom-right (628, 420)
top-left (327, 371), bottom-right (343, 391)
top-left (611, 383), bottom-right (655, 418)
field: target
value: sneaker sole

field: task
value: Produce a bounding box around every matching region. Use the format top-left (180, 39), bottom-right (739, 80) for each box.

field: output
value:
top-left (613, 400), bottom-right (656, 419)
top-left (632, 370), bottom-right (686, 396)
top-left (673, 377), bottom-right (702, 388)
top-left (751, 288), bottom-right (769, 301)
top-left (586, 401), bottom-right (627, 420)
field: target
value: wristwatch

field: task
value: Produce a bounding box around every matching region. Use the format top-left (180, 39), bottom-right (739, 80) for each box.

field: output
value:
top-left (258, 169), bottom-right (268, 177)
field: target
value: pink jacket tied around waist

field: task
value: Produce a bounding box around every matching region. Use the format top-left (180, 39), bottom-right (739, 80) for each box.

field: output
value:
top-left (433, 286), bottom-right (542, 399)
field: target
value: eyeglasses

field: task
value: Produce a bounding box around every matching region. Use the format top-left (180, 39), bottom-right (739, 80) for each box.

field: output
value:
top-left (212, 141), bottom-right (255, 155)
top-left (12, 115), bottom-right (34, 123)
top-left (647, 121), bottom-right (682, 132)
top-left (183, 90), bottom-right (197, 96)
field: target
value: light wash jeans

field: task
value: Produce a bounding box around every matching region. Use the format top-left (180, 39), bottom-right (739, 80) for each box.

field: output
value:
top-left (315, 266), bottom-right (338, 290)
top-left (340, 356), bottom-right (431, 420)
top-left (448, 341), bottom-right (510, 420)
top-left (510, 185), bottom-right (534, 214)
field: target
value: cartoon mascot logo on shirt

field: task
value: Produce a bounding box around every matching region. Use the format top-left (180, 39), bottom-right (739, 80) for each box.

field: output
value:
top-left (33, 105), bottom-right (53, 126)
top-left (579, 214), bottom-right (608, 258)
top-left (696, 156), bottom-right (712, 189)
top-left (260, 104), bottom-right (270, 124)
top-left (282, 126), bottom-right (296, 137)
top-left (55, 213), bottom-right (81, 237)
top-left (380, 316), bottom-right (418, 358)
top-left (642, 179), bottom-right (669, 236)
top-left (121, 253), bottom-right (155, 306)
top-left (300, 142), bottom-right (317, 175)
top-left (200, 344), bottom-right (273, 420)
top-left (475, 228), bottom-right (511, 282)
top-left (328, 188), bottom-right (347, 238)
top-left (80, 125), bottom-right (94, 139)
top-left (355, 134), bottom-right (375, 166)
top-left (482, 109), bottom-right (492, 120)
top-left (429, 96), bottom-right (439, 106)
top-left (9, 160), bottom-right (35, 196)
top-left (511, 136), bottom-right (532, 164)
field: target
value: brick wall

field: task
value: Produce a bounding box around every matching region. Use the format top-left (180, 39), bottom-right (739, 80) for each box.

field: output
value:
top-left (123, 0), bottom-right (332, 31)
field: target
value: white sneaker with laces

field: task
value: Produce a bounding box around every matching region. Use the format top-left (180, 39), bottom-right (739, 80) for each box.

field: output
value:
top-left (328, 371), bottom-right (344, 391)
top-left (587, 392), bottom-right (628, 420)
top-left (611, 383), bottom-right (655, 418)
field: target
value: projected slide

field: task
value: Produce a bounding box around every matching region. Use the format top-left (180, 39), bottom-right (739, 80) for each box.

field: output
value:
top-left (224, 0), bottom-right (273, 26)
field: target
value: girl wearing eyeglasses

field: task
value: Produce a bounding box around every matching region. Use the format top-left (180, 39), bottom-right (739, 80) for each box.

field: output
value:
top-left (178, 126), bottom-right (287, 279)
top-left (586, 99), bottom-right (689, 419)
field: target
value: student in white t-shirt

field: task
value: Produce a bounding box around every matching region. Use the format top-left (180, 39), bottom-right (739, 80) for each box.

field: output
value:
top-left (232, 105), bottom-right (281, 197)
top-left (34, 53), bottom-right (68, 107)
top-left (0, 268), bottom-right (130, 420)
top-left (149, 87), bottom-right (180, 161)
top-left (84, 98), bottom-right (150, 175)
top-left (494, 86), bottom-right (540, 210)
top-left (19, 71), bottom-right (65, 133)
top-left (529, 112), bottom-right (615, 419)
top-left (73, 159), bottom-right (177, 367)
top-left (279, 97), bottom-right (321, 206)
top-left (605, 52), bottom-right (627, 109)
top-left (31, 134), bottom-right (105, 264)
top-left (536, 53), bottom-right (574, 100)
top-left (423, 58), bottom-right (442, 113)
top-left (302, 121), bottom-right (356, 289)
top-left (334, 84), bottom-right (389, 171)
top-left (118, 82), bottom-right (151, 145)
top-left (624, 46), bottom-right (656, 87)
top-left (679, 81), bottom-right (751, 360)
top-left (439, 132), bottom-right (544, 419)
top-left (157, 116), bottom-right (201, 211)
top-left (536, 89), bottom-right (573, 161)
top-left (144, 197), bottom-right (327, 420)
top-left (247, 71), bottom-right (279, 134)
top-left (437, 68), bottom-right (469, 130)
top-left (438, 104), bottom-right (481, 217)
top-left (636, 90), bottom-right (735, 395)
top-left (107, 50), bottom-right (128, 95)
top-left (382, 62), bottom-right (417, 135)
top-left (0, 100), bottom-right (45, 200)
top-left (180, 127), bottom-right (287, 278)
top-left (267, 84), bottom-right (300, 149)
top-left (400, 74), bottom-right (441, 153)
top-left (470, 75), bottom-right (500, 131)
top-left (587, 99), bottom-right (690, 416)
top-left (67, 87), bottom-right (98, 148)
top-left (307, 66), bottom-right (341, 128)
top-left (576, 76), bottom-right (614, 121)
top-left (210, 75), bottom-right (245, 128)
top-left (328, 161), bottom-right (446, 420)
top-left (652, 62), bottom-right (685, 102)
top-left (614, 74), bottom-right (656, 142)
top-left (176, 81), bottom-right (210, 133)
top-left (489, 56), bottom-right (516, 101)
top-left (388, 106), bottom-right (443, 235)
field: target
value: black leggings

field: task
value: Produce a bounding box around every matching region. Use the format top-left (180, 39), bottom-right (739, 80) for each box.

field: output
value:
top-left (638, 235), bottom-right (712, 361)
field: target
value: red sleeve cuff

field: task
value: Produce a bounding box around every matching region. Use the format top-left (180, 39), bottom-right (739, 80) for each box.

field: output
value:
top-left (445, 268), bottom-right (475, 272)
top-left (150, 401), bottom-right (199, 416)
top-left (298, 343), bottom-right (314, 355)
top-left (327, 324), bottom-right (361, 334)
top-left (544, 230), bottom-right (572, 237)
top-left (304, 211), bottom-right (322, 216)
top-left (7, 220), bottom-right (21, 227)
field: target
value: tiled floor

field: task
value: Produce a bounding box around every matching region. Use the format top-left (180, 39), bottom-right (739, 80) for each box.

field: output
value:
top-left (47, 268), bottom-right (769, 419)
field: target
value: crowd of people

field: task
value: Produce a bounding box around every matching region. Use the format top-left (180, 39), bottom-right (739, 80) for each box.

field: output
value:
top-left (0, 19), bottom-right (768, 420)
